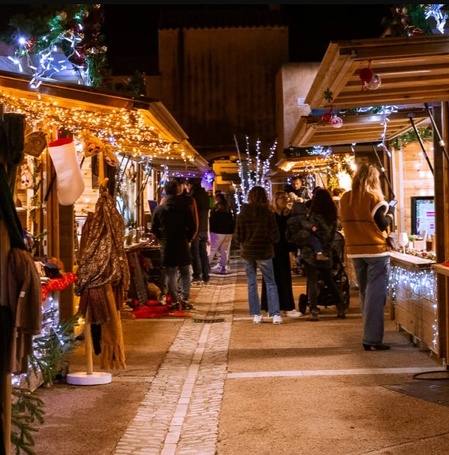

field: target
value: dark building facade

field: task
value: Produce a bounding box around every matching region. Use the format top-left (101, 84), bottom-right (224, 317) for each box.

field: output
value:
top-left (154, 7), bottom-right (289, 161)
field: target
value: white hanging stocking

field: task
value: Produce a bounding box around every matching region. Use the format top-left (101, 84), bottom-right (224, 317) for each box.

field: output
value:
top-left (48, 137), bottom-right (85, 205)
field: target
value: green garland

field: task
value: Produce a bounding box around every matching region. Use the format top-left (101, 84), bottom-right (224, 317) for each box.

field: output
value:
top-left (391, 126), bottom-right (433, 148)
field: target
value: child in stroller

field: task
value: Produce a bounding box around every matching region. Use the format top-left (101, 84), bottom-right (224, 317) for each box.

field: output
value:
top-left (298, 231), bottom-right (350, 315)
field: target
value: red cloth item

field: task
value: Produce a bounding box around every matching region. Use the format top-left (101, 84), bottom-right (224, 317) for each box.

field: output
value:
top-left (132, 300), bottom-right (191, 319)
top-left (41, 273), bottom-right (78, 301)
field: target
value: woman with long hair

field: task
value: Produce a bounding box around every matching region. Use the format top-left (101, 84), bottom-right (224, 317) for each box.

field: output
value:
top-left (234, 186), bottom-right (282, 324)
top-left (261, 191), bottom-right (301, 317)
top-left (289, 188), bottom-right (345, 321)
top-left (340, 163), bottom-right (395, 351)
top-left (208, 193), bottom-right (235, 274)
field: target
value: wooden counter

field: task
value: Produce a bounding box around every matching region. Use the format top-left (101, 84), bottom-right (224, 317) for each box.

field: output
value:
top-left (389, 252), bottom-right (438, 356)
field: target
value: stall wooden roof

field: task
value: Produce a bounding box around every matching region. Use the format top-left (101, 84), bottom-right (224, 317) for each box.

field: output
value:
top-left (290, 34), bottom-right (449, 148)
top-left (0, 70), bottom-right (209, 172)
top-left (291, 108), bottom-right (430, 147)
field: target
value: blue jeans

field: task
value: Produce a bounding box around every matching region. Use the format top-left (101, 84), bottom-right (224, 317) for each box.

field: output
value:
top-left (243, 258), bottom-right (280, 317)
top-left (352, 256), bottom-right (390, 345)
top-left (165, 265), bottom-right (191, 303)
top-left (191, 231), bottom-right (210, 282)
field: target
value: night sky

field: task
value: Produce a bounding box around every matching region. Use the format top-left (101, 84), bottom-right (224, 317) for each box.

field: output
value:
top-left (102, 4), bottom-right (394, 75)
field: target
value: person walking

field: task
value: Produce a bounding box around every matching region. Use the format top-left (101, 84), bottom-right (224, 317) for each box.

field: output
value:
top-left (234, 186), bottom-right (282, 324)
top-left (261, 191), bottom-right (301, 318)
top-left (340, 163), bottom-right (395, 351)
top-left (287, 188), bottom-right (344, 321)
top-left (186, 178), bottom-right (211, 285)
top-left (208, 193), bottom-right (235, 275)
top-left (151, 179), bottom-right (197, 310)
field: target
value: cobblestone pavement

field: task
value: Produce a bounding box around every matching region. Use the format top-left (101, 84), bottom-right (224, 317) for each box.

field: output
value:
top-left (32, 258), bottom-right (449, 455)
top-left (114, 267), bottom-right (238, 455)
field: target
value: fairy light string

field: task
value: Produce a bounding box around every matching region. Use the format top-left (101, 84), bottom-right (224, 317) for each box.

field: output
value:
top-left (0, 90), bottom-right (198, 163)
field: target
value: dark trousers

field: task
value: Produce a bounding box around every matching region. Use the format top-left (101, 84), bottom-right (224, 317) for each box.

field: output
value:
top-left (191, 231), bottom-right (210, 282)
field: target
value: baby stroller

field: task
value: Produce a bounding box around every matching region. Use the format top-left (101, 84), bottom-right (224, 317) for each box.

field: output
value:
top-left (298, 231), bottom-right (350, 314)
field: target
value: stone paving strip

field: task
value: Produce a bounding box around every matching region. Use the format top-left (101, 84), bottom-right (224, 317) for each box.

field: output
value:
top-left (114, 275), bottom-right (236, 455)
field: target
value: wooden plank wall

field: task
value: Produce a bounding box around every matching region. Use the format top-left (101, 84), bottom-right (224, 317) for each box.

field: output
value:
top-left (392, 140), bottom-right (434, 235)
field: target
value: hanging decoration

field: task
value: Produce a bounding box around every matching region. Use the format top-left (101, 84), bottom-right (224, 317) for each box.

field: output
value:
top-left (1, 4), bottom-right (107, 87)
top-left (359, 62), bottom-right (382, 91)
top-left (330, 116), bottom-right (344, 128)
top-left (321, 88), bottom-right (344, 128)
top-left (232, 135), bottom-right (277, 213)
top-left (365, 73), bottom-right (382, 90)
top-left (359, 66), bottom-right (374, 85)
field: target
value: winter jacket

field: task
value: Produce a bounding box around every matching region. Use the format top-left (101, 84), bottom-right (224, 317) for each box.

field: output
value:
top-left (340, 190), bottom-right (392, 257)
top-left (234, 203), bottom-right (279, 260)
top-left (287, 202), bottom-right (336, 269)
top-left (189, 185), bottom-right (210, 232)
top-left (151, 194), bottom-right (197, 266)
top-left (209, 208), bottom-right (235, 234)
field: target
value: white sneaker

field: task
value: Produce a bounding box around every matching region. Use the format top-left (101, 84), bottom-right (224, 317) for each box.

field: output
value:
top-left (272, 314), bottom-right (283, 324)
top-left (285, 309), bottom-right (302, 318)
top-left (253, 314), bottom-right (263, 324)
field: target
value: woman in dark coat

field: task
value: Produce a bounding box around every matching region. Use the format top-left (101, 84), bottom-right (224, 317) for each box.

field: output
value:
top-left (261, 191), bottom-right (301, 317)
top-left (288, 188), bottom-right (344, 321)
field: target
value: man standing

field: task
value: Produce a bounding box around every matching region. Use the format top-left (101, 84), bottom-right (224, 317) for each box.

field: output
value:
top-left (285, 175), bottom-right (311, 203)
top-left (151, 179), bottom-right (197, 310)
top-left (186, 178), bottom-right (211, 285)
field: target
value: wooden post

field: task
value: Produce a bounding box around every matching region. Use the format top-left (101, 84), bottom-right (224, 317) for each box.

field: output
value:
top-left (0, 102), bottom-right (11, 454)
top-left (1, 220), bottom-right (11, 455)
top-left (66, 151), bottom-right (111, 385)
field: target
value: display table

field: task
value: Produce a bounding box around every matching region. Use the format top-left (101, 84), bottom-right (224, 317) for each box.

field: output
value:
top-left (125, 241), bottom-right (163, 306)
top-left (388, 252), bottom-right (438, 355)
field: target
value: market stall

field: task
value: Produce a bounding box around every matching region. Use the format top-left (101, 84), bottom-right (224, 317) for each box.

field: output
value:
top-left (0, 68), bottom-right (209, 450)
top-left (283, 34), bottom-right (449, 361)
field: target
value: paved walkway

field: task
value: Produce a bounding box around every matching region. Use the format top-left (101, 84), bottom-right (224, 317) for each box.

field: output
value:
top-left (32, 258), bottom-right (449, 455)
top-left (112, 259), bottom-right (448, 455)
top-left (115, 273), bottom-right (236, 455)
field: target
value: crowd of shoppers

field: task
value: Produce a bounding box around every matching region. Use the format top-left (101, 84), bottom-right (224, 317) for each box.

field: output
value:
top-left (150, 165), bottom-right (393, 354)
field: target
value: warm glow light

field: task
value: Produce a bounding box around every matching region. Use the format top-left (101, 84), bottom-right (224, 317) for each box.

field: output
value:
top-left (0, 90), bottom-right (198, 163)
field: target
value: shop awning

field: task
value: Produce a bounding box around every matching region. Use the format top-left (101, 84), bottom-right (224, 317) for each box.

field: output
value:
top-left (291, 108), bottom-right (430, 148)
top-left (0, 69), bottom-right (209, 172)
top-left (290, 34), bottom-right (449, 149)
top-left (306, 35), bottom-right (449, 110)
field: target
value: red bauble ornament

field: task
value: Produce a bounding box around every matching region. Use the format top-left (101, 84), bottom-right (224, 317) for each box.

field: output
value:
top-left (321, 112), bottom-right (332, 124)
top-left (359, 67), bottom-right (374, 83)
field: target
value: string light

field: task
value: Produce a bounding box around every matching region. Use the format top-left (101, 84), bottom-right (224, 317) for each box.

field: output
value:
top-left (0, 90), bottom-right (198, 164)
top-left (232, 137), bottom-right (277, 213)
top-left (388, 264), bottom-right (438, 350)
